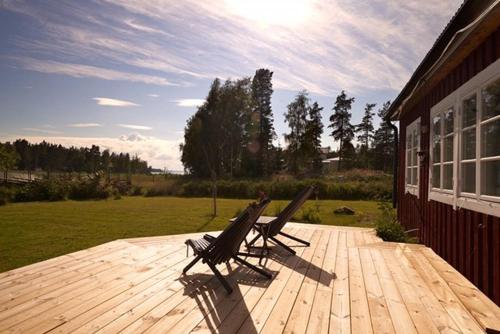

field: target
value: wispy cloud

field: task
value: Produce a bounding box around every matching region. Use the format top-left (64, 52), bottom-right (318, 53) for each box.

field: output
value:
top-left (117, 124), bottom-right (152, 130)
top-left (16, 58), bottom-right (175, 86)
top-left (93, 97), bottom-right (139, 107)
top-left (68, 123), bottom-right (102, 128)
top-left (148, 94), bottom-right (159, 98)
top-left (2, 0), bottom-right (461, 95)
top-left (22, 127), bottom-right (62, 135)
top-left (175, 99), bottom-right (205, 107)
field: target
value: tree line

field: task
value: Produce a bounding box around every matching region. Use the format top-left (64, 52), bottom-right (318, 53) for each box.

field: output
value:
top-left (0, 139), bottom-right (150, 177)
top-left (181, 68), bottom-right (395, 178)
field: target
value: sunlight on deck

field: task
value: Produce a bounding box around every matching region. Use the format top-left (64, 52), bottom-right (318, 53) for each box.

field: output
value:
top-left (1, 223), bottom-right (499, 333)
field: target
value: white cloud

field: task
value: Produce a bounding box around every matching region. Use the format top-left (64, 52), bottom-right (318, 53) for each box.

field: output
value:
top-left (93, 97), bottom-right (139, 107)
top-left (175, 99), bottom-right (205, 107)
top-left (68, 123), bottom-right (102, 128)
top-left (117, 124), bottom-right (152, 130)
top-left (16, 58), bottom-right (175, 86)
top-left (22, 127), bottom-right (62, 135)
top-left (148, 94), bottom-right (159, 98)
top-left (0, 134), bottom-right (182, 170)
top-left (3, 0), bottom-right (461, 95)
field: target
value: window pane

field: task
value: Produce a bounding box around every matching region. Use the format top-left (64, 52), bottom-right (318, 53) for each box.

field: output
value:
top-left (481, 160), bottom-right (500, 197)
top-left (433, 115), bottom-right (441, 136)
top-left (432, 165), bottom-right (441, 188)
top-left (461, 162), bottom-right (475, 193)
top-left (444, 108), bottom-right (454, 135)
top-left (413, 127), bottom-right (419, 147)
top-left (412, 167), bottom-right (418, 186)
top-left (407, 133), bottom-right (412, 149)
top-left (482, 78), bottom-right (500, 121)
top-left (443, 136), bottom-right (453, 162)
top-left (461, 128), bottom-right (476, 160)
top-left (481, 118), bottom-right (500, 158)
top-left (463, 95), bottom-right (477, 128)
top-left (412, 148), bottom-right (418, 167)
top-left (432, 139), bottom-right (441, 163)
top-left (406, 167), bottom-right (411, 184)
top-left (443, 164), bottom-right (453, 190)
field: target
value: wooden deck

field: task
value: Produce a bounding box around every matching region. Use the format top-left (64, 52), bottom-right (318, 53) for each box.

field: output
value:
top-left (1, 222), bottom-right (499, 333)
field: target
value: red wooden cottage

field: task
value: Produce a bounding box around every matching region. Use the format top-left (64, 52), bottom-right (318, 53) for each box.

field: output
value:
top-left (386, 0), bottom-right (500, 305)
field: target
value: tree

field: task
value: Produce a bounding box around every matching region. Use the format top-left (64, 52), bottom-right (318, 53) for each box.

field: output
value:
top-left (305, 102), bottom-right (324, 173)
top-left (356, 103), bottom-right (376, 168)
top-left (329, 90), bottom-right (355, 171)
top-left (251, 69), bottom-right (275, 176)
top-left (0, 143), bottom-right (18, 182)
top-left (372, 101), bottom-right (395, 172)
top-left (284, 91), bottom-right (309, 174)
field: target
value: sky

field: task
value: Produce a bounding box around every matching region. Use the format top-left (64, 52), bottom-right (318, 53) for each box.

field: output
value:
top-left (0, 0), bottom-right (462, 170)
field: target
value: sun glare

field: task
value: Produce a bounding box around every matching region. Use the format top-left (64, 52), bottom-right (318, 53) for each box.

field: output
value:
top-left (225, 0), bottom-right (313, 27)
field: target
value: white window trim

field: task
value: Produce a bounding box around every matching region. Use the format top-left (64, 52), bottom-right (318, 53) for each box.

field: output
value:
top-left (428, 58), bottom-right (500, 218)
top-left (405, 117), bottom-right (420, 197)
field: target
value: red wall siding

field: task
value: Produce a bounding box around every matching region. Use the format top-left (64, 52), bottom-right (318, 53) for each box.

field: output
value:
top-left (397, 28), bottom-right (500, 305)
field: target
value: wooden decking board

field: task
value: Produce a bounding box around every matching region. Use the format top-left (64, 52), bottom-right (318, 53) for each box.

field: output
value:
top-left (236, 229), bottom-right (314, 334)
top-left (1, 245), bottom-right (187, 331)
top-left (169, 229), bottom-right (309, 334)
top-left (21, 247), bottom-right (194, 333)
top-left (258, 230), bottom-right (323, 334)
top-left (1, 223), bottom-right (499, 333)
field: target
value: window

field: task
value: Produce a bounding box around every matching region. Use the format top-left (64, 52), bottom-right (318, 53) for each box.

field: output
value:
top-left (405, 118), bottom-right (420, 196)
top-left (430, 107), bottom-right (454, 192)
top-left (428, 58), bottom-right (500, 217)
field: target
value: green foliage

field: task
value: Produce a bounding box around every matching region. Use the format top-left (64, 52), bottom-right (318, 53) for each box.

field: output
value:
top-left (300, 207), bottom-right (321, 224)
top-left (375, 201), bottom-right (407, 242)
top-left (0, 197), bottom-right (380, 271)
top-left (0, 143), bottom-right (19, 175)
top-left (329, 90), bottom-right (355, 171)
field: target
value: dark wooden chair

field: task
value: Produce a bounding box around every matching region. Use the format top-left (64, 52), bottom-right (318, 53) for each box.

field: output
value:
top-left (246, 186), bottom-right (315, 258)
top-left (182, 198), bottom-right (271, 294)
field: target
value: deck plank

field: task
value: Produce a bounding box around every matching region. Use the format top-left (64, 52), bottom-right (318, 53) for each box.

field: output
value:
top-left (0, 223), bottom-right (499, 334)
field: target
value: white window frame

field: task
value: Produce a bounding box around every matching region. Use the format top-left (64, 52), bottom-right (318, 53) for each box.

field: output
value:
top-left (405, 117), bottom-right (420, 197)
top-left (428, 58), bottom-right (500, 218)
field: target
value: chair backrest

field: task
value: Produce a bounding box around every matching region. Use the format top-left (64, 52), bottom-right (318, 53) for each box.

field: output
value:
top-left (268, 185), bottom-right (315, 236)
top-left (207, 197), bottom-right (271, 264)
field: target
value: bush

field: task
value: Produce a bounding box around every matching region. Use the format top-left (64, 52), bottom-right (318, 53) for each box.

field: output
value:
top-left (68, 177), bottom-right (111, 200)
top-left (14, 179), bottom-right (69, 202)
top-left (375, 201), bottom-right (407, 242)
top-left (0, 186), bottom-right (15, 205)
top-left (299, 207), bottom-right (321, 224)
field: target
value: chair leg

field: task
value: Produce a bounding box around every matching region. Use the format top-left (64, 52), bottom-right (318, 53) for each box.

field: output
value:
top-left (246, 232), bottom-right (262, 248)
top-left (233, 256), bottom-right (272, 279)
top-left (183, 254), bottom-right (202, 274)
top-left (207, 262), bottom-right (233, 294)
top-left (279, 231), bottom-right (310, 246)
top-left (270, 236), bottom-right (296, 255)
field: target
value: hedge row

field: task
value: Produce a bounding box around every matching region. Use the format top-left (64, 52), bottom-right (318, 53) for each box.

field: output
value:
top-left (145, 178), bottom-right (392, 200)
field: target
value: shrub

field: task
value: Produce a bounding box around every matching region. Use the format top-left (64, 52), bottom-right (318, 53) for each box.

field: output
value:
top-left (0, 186), bottom-right (15, 205)
top-left (375, 201), bottom-right (407, 242)
top-left (68, 177), bottom-right (111, 200)
top-left (14, 179), bottom-right (69, 202)
top-left (299, 207), bottom-right (321, 224)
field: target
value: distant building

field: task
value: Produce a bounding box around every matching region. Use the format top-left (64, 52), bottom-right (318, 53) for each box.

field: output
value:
top-left (321, 157), bottom-right (339, 173)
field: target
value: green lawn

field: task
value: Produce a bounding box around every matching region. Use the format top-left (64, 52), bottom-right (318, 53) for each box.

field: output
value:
top-left (0, 196), bottom-right (379, 272)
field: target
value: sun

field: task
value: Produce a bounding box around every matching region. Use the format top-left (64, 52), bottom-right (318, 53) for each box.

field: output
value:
top-left (225, 0), bottom-right (314, 27)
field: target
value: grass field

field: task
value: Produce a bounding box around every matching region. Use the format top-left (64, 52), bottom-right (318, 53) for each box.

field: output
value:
top-left (0, 196), bottom-right (380, 272)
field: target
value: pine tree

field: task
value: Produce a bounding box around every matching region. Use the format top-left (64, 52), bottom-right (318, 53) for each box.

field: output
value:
top-left (284, 91), bottom-right (309, 174)
top-left (251, 69), bottom-right (275, 176)
top-left (305, 101), bottom-right (324, 173)
top-left (372, 101), bottom-right (395, 172)
top-left (355, 103), bottom-right (376, 168)
top-left (328, 90), bottom-right (355, 171)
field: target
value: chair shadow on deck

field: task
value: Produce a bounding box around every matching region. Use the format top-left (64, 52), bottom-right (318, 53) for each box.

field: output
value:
top-left (256, 238), bottom-right (336, 287)
top-left (179, 262), bottom-right (275, 333)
